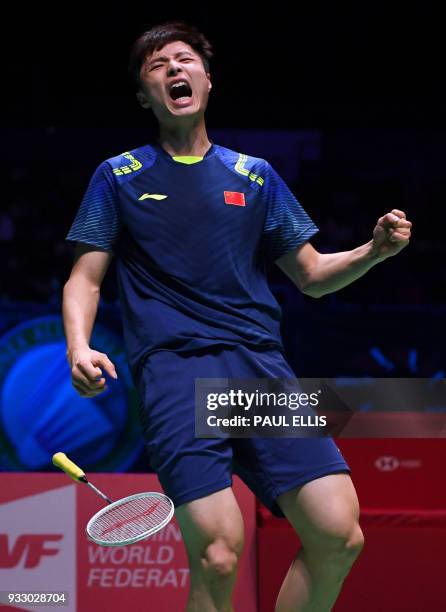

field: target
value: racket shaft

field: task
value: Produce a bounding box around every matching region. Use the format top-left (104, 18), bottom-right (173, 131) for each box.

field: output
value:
top-left (88, 481), bottom-right (113, 504)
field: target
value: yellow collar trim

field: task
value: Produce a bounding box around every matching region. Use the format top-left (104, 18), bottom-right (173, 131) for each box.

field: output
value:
top-left (172, 156), bottom-right (204, 165)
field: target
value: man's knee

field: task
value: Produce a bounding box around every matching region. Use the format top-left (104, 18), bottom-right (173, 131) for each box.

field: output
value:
top-left (175, 487), bottom-right (244, 579)
top-left (319, 522), bottom-right (365, 568)
top-left (345, 523), bottom-right (365, 556)
top-left (202, 537), bottom-right (242, 578)
top-left (296, 521), bottom-right (364, 590)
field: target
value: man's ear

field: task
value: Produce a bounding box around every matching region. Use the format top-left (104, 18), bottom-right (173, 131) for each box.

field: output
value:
top-left (206, 73), bottom-right (212, 93)
top-left (136, 91), bottom-right (151, 109)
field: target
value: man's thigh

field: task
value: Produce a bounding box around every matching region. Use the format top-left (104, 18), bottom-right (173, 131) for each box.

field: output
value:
top-left (276, 473), bottom-right (361, 548)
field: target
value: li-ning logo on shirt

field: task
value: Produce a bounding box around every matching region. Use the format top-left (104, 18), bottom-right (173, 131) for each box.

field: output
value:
top-left (113, 152), bottom-right (143, 176)
top-left (138, 194), bottom-right (168, 201)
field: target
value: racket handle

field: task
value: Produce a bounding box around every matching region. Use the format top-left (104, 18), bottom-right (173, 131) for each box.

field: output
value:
top-left (52, 452), bottom-right (86, 482)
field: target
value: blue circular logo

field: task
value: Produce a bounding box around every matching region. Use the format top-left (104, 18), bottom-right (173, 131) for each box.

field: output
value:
top-left (0, 316), bottom-right (143, 471)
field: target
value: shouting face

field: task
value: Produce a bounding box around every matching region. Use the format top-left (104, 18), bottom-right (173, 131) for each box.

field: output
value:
top-left (137, 41), bottom-right (212, 123)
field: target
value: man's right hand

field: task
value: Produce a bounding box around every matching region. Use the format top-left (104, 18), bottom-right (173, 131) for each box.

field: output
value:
top-left (68, 348), bottom-right (118, 398)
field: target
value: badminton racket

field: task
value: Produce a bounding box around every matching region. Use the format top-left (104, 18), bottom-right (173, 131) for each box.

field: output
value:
top-left (52, 452), bottom-right (174, 547)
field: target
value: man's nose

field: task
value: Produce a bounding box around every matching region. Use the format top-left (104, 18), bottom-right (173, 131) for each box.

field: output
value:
top-left (167, 61), bottom-right (182, 76)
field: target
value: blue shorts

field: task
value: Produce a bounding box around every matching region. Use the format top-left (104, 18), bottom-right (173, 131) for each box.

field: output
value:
top-left (137, 345), bottom-right (350, 517)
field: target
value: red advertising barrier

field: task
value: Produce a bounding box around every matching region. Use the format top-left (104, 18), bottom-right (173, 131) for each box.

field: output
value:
top-left (257, 511), bottom-right (446, 612)
top-left (0, 474), bottom-right (257, 611)
top-left (257, 438), bottom-right (446, 612)
top-left (336, 438), bottom-right (446, 509)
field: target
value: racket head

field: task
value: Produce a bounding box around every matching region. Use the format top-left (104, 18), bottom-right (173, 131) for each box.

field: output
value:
top-left (86, 492), bottom-right (174, 547)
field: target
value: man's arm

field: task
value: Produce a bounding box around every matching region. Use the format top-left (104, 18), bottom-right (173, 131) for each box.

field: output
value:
top-left (63, 243), bottom-right (117, 397)
top-left (277, 209), bottom-right (412, 298)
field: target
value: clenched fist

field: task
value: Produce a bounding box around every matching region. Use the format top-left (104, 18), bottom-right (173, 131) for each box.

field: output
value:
top-left (372, 208), bottom-right (412, 260)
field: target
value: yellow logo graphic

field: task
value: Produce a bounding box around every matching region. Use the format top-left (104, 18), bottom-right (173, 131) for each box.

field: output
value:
top-left (138, 193), bottom-right (168, 201)
top-left (235, 153), bottom-right (264, 186)
top-left (113, 152), bottom-right (143, 176)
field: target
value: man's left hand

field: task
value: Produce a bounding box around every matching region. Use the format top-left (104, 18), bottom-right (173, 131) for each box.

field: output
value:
top-left (371, 209), bottom-right (412, 260)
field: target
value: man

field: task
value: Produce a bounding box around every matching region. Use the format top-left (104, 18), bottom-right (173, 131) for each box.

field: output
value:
top-left (63, 21), bottom-right (412, 611)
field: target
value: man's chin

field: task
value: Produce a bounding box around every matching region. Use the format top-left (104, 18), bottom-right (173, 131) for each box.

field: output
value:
top-left (152, 99), bottom-right (206, 123)
top-left (164, 103), bottom-right (204, 120)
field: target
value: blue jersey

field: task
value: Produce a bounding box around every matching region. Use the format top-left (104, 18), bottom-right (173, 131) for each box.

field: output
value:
top-left (66, 142), bottom-right (318, 381)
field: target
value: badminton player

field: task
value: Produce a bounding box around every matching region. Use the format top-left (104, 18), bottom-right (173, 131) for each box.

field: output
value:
top-left (63, 21), bottom-right (412, 611)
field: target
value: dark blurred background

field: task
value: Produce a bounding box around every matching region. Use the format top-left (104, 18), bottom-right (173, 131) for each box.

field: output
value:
top-left (1, 4), bottom-right (444, 471)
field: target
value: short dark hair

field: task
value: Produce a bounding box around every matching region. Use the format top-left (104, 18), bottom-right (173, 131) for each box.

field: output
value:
top-left (129, 21), bottom-right (213, 91)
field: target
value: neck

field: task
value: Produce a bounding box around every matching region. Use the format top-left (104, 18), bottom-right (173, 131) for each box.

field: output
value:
top-left (158, 118), bottom-right (211, 157)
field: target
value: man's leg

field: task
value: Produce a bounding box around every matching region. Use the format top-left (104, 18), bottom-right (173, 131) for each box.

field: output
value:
top-left (275, 473), bottom-right (364, 612)
top-left (175, 487), bottom-right (245, 612)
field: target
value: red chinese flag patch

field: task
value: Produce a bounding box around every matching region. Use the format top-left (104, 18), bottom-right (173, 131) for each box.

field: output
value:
top-left (224, 191), bottom-right (246, 206)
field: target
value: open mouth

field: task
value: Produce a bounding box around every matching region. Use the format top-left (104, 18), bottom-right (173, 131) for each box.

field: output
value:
top-left (169, 81), bottom-right (193, 102)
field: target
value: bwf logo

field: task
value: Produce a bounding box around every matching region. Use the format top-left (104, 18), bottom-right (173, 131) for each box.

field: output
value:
top-left (0, 534), bottom-right (63, 568)
top-left (0, 484), bottom-right (76, 611)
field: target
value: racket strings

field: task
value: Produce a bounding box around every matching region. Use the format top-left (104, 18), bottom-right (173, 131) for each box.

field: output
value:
top-left (88, 495), bottom-right (173, 544)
